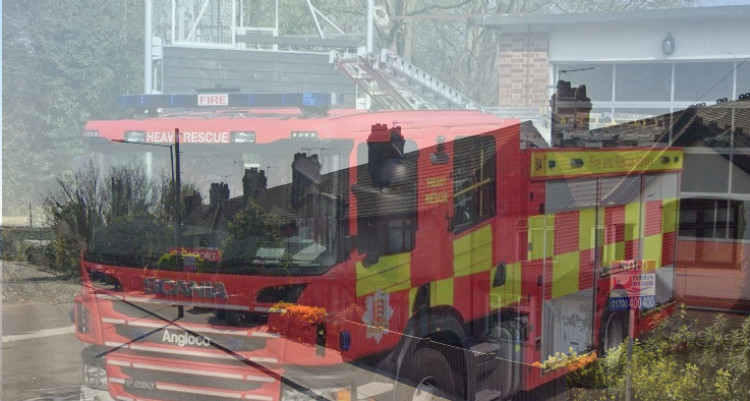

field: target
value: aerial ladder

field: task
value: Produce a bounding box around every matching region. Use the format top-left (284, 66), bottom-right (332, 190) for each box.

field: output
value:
top-left (331, 48), bottom-right (483, 111)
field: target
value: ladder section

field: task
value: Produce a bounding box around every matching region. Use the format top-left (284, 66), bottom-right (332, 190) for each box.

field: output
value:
top-left (332, 49), bottom-right (482, 111)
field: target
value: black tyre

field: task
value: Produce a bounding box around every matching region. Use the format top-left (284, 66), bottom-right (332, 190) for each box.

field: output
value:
top-left (398, 347), bottom-right (459, 401)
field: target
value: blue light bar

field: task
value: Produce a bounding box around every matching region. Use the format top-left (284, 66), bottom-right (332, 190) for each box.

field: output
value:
top-left (115, 93), bottom-right (343, 109)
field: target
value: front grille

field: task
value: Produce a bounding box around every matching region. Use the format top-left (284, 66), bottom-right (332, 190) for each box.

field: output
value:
top-left (123, 385), bottom-right (253, 401)
top-left (101, 295), bottom-right (281, 401)
top-left (111, 298), bottom-right (265, 324)
top-left (126, 347), bottom-right (257, 367)
top-left (122, 366), bottom-right (264, 392)
top-left (114, 325), bottom-right (266, 352)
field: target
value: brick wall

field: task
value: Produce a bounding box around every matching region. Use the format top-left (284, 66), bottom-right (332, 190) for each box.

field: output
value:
top-left (498, 32), bottom-right (550, 107)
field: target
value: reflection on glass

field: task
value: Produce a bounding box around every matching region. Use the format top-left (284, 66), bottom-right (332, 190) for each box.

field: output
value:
top-left (4, 3), bottom-right (750, 401)
top-left (615, 63), bottom-right (671, 102)
top-left (674, 62), bottom-right (734, 102)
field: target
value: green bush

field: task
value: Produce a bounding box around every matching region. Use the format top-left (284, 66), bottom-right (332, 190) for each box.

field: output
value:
top-left (46, 235), bottom-right (84, 275)
top-left (569, 308), bottom-right (750, 401)
top-left (156, 252), bottom-right (208, 272)
top-left (220, 198), bottom-right (284, 271)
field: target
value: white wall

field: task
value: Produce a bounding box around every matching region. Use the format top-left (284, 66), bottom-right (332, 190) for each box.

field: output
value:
top-left (548, 17), bottom-right (750, 62)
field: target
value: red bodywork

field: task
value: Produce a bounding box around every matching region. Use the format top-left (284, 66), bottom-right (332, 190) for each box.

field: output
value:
top-left (75, 109), bottom-right (681, 400)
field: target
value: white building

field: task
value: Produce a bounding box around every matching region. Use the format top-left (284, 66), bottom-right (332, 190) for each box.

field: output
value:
top-left (477, 5), bottom-right (750, 310)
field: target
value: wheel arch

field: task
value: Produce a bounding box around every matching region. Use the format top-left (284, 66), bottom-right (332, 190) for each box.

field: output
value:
top-left (392, 305), bottom-right (469, 400)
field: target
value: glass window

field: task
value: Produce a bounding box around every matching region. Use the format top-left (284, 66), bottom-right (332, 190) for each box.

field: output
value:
top-left (674, 62), bottom-right (735, 102)
top-left (737, 60), bottom-right (750, 98)
top-left (645, 173), bottom-right (680, 201)
top-left (355, 134), bottom-right (418, 260)
top-left (546, 178), bottom-right (598, 213)
top-left (7, 3), bottom-right (750, 401)
top-left (387, 216), bottom-right (414, 253)
top-left (612, 108), bottom-right (672, 122)
top-left (615, 63), bottom-right (672, 101)
top-left (600, 176), bottom-right (641, 206)
top-left (557, 64), bottom-right (613, 102)
top-left (679, 198), bottom-right (743, 240)
top-left (452, 135), bottom-right (497, 233)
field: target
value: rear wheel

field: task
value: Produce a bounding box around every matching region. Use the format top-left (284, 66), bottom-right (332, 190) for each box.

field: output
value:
top-left (600, 312), bottom-right (627, 355)
top-left (399, 347), bottom-right (458, 401)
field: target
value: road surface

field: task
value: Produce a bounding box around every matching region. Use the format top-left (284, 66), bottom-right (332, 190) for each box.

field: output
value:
top-left (2, 261), bottom-right (84, 401)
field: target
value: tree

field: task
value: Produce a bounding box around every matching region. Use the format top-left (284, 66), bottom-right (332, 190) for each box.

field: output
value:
top-left (2, 0), bottom-right (144, 217)
top-left (220, 198), bottom-right (284, 271)
top-left (155, 175), bottom-right (198, 227)
top-left (43, 163), bottom-right (182, 273)
top-left (370, 0), bottom-right (697, 104)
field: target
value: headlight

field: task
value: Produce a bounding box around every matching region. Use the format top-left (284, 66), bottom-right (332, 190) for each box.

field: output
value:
top-left (291, 131), bottom-right (318, 139)
top-left (82, 361), bottom-right (108, 390)
top-left (124, 130), bottom-right (147, 142)
top-left (281, 383), bottom-right (352, 401)
top-left (231, 131), bottom-right (256, 143)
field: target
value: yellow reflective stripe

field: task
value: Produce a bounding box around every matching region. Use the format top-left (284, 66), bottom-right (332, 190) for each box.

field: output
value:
top-left (662, 198), bottom-right (679, 234)
top-left (355, 253), bottom-right (411, 297)
top-left (490, 262), bottom-right (522, 308)
top-left (429, 278), bottom-right (454, 307)
top-left (642, 234), bottom-right (662, 271)
top-left (624, 202), bottom-right (642, 241)
top-left (453, 225), bottom-right (493, 277)
top-left (528, 215), bottom-right (554, 260)
top-left (578, 208), bottom-right (598, 251)
top-left (552, 251), bottom-right (580, 298)
top-left (601, 241), bottom-right (625, 268)
top-left (530, 149), bottom-right (683, 179)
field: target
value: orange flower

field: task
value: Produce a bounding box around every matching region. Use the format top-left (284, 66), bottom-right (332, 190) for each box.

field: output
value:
top-left (277, 303), bottom-right (327, 324)
top-left (568, 352), bottom-right (597, 371)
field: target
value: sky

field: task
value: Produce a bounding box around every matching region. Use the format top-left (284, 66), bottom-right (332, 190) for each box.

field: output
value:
top-left (699, 0), bottom-right (750, 4)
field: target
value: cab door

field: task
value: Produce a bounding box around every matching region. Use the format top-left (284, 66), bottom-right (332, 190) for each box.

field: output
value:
top-left (409, 139), bottom-right (454, 301)
top-left (449, 135), bottom-right (498, 323)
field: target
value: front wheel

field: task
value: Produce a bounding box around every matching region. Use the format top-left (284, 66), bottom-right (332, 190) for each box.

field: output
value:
top-left (398, 347), bottom-right (458, 401)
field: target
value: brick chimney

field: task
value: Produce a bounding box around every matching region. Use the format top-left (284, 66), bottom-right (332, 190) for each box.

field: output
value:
top-left (291, 153), bottom-right (321, 208)
top-left (551, 80), bottom-right (592, 147)
top-left (209, 182), bottom-right (230, 208)
top-left (242, 168), bottom-right (267, 203)
top-left (183, 190), bottom-right (203, 216)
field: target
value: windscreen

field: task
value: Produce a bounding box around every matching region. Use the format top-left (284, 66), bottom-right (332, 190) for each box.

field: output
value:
top-left (83, 138), bottom-right (353, 275)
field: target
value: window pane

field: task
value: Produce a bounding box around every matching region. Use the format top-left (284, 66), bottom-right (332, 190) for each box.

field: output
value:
top-left (612, 108), bottom-right (672, 122)
top-left (674, 62), bottom-right (734, 102)
top-left (453, 135), bottom-right (497, 233)
top-left (388, 227), bottom-right (403, 252)
top-left (737, 60), bottom-right (750, 98)
top-left (546, 178), bottom-right (598, 213)
top-left (557, 64), bottom-right (613, 102)
top-left (615, 63), bottom-right (671, 101)
top-left (600, 176), bottom-right (641, 206)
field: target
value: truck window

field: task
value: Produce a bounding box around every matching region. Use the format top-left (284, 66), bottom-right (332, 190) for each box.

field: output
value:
top-left (354, 138), bottom-right (419, 265)
top-left (453, 135), bottom-right (497, 233)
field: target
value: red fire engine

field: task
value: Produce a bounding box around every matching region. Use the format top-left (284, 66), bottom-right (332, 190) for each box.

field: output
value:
top-left (74, 94), bottom-right (682, 401)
